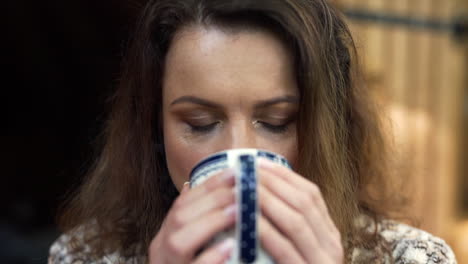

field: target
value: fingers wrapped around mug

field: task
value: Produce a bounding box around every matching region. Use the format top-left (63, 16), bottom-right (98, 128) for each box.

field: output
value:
top-left (257, 158), bottom-right (344, 264)
top-left (148, 169), bottom-right (237, 264)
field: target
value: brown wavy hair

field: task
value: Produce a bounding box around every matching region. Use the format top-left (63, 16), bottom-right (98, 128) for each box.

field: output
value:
top-left (58, 0), bottom-right (401, 262)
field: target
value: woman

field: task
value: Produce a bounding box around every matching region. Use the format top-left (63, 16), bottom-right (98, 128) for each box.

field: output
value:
top-left (49, 0), bottom-right (457, 263)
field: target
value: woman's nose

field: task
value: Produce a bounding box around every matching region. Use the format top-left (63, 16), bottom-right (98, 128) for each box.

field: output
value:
top-left (226, 121), bottom-right (257, 149)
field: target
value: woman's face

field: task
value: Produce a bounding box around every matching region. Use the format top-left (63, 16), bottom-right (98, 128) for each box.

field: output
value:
top-left (162, 26), bottom-right (299, 191)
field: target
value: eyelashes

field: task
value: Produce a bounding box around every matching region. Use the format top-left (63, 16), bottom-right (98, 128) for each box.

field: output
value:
top-left (187, 120), bottom-right (292, 134)
top-left (188, 122), bottom-right (219, 133)
top-left (259, 122), bottom-right (290, 133)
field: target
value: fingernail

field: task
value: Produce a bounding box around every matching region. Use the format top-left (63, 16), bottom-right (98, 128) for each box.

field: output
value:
top-left (224, 204), bottom-right (237, 216)
top-left (257, 158), bottom-right (274, 169)
top-left (221, 168), bottom-right (235, 181)
top-left (218, 238), bottom-right (235, 255)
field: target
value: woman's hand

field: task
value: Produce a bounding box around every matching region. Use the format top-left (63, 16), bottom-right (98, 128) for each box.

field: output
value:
top-left (148, 170), bottom-right (237, 264)
top-left (257, 158), bottom-right (344, 264)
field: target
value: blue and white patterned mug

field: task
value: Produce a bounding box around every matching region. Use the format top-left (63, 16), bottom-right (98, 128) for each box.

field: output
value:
top-left (189, 148), bottom-right (291, 264)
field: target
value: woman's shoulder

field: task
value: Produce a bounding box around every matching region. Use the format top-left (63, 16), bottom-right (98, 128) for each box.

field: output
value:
top-left (48, 225), bottom-right (145, 264)
top-left (379, 219), bottom-right (457, 264)
top-left (352, 216), bottom-right (457, 264)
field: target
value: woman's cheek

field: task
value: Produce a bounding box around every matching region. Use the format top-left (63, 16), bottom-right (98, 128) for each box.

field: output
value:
top-left (257, 132), bottom-right (298, 169)
top-left (164, 126), bottom-right (215, 191)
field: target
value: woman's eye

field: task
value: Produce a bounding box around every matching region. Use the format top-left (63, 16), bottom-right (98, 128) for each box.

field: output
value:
top-left (259, 122), bottom-right (291, 134)
top-left (188, 122), bottom-right (218, 133)
top-left (187, 120), bottom-right (293, 134)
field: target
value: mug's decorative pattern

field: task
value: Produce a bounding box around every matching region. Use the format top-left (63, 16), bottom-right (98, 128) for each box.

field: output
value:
top-left (257, 151), bottom-right (291, 169)
top-left (239, 155), bottom-right (257, 263)
top-left (189, 149), bottom-right (291, 264)
top-left (190, 153), bottom-right (228, 187)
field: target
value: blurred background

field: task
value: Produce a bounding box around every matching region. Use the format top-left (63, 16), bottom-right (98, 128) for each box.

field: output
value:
top-left (2, 0), bottom-right (467, 263)
top-left (334, 0), bottom-right (468, 262)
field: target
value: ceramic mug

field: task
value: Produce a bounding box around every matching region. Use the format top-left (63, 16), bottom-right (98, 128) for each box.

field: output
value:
top-left (189, 148), bottom-right (291, 264)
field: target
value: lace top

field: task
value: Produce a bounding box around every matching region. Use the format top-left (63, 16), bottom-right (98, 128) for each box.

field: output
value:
top-left (48, 219), bottom-right (457, 264)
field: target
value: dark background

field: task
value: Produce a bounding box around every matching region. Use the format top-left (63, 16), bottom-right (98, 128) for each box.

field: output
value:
top-left (2, 1), bottom-right (143, 263)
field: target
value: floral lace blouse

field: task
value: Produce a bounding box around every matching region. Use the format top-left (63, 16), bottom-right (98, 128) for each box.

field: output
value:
top-left (48, 219), bottom-right (457, 264)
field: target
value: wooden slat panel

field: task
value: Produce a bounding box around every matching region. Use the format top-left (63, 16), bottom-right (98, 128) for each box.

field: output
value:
top-left (362, 0), bottom-right (386, 91)
top-left (401, 0), bottom-right (439, 235)
top-left (335, 0), bottom-right (467, 261)
top-left (387, 0), bottom-right (410, 105)
top-left (407, 0), bottom-right (433, 231)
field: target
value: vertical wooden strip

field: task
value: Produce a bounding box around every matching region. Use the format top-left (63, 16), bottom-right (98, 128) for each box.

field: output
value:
top-left (363, 0), bottom-right (386, 96)
top-left (380, 0), bottom-right (406, 105)
top-left (435, 0), bottom-right (464, 238)
top-left (418, 0), bottom-right (445, 237)
top-left (383, 1), bottom-right (416, 224)
top-left (400, 0), bottom-right (421, 226)
top-left (404, 0), bottom-right (434, 232)
top-left (414, 0), bottom-right (432, 111)
top-left (338, 0), bottom-right (355, 10)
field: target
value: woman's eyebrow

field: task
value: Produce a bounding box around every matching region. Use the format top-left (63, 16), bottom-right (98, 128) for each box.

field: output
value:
top-left (254, 96), bottom-right (299, 109)
top-left (171, 96), bottom-right (222, 108)
top-left (170, 95), bottom-right (299, 109)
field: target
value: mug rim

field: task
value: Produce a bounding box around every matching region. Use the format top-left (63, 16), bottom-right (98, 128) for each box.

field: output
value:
top-left (189, 148), bottom-right (288, 179)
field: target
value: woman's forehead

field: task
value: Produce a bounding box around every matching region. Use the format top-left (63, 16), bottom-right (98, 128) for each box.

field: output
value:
top-left (163, 26), bottom-right (298, 102)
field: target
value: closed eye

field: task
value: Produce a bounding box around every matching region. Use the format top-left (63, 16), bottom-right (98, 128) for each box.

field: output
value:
top-left (187, 120), bottom-right (293, 134)
top-left (187, 122), bottom-right (219, 133)
top-left (259, 122), bottom-right (290, 134)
